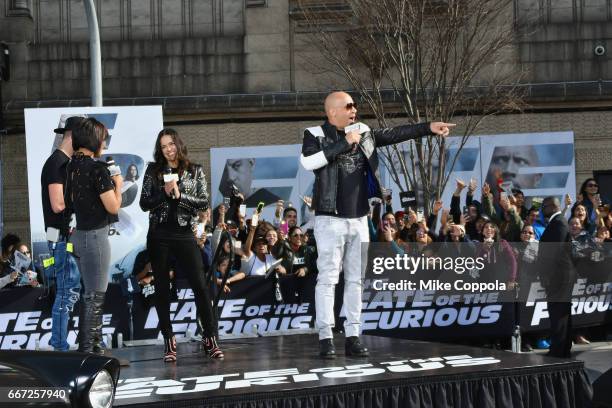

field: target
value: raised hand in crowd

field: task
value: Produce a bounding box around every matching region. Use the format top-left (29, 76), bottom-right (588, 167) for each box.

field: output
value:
top-left (217, 204), bottom-right (226, 227)
top-left (275, 199), bottom-right (284, 218)
top-left (382, 224), bottom-right (395, 242)
top-left (454, 178), bottom-right (466, 195)
top-left (204, 208), bottom-right (212, 225)
top-left (302, 195), bottom-right (313, 209)
top-left (405, 208), bottom-right (417, 226)
top-left (564, 193), bottom-right (572, 208)
top-left (468, 177), bottom-right (477, 195)
top-left (383, 189), bottom-right (393, 205)
top-left (418, 220), bottom-right (429, 233)
top-left (439, 208), bottom-right (451, 236)
top-left (499, 194), bottom-right (511, 212)
top-left (441, 209), bottom-right (450, 226)
top-left (482, 182), bottom-right (491, 198)
top-left (459, 212), bottom-right (467, 226)
top-left (508, 193), bottom-right (518, 206)
top-left (429, 122), bottom-right (456, 137)
top-left (592, 193), bottom-right (602, 208)
top-left (432, 200), bottom-right (443, 216)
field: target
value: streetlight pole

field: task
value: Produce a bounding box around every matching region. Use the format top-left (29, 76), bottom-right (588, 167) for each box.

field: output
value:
top-left (83, 0), bottom-right (102, 106)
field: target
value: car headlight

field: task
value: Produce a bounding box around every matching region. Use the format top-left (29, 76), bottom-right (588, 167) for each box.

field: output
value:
top-left (88, 370), bottom-right (114, 408)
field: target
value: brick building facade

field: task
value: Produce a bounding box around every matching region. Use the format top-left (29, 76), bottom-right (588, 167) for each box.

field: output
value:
top-left (1, 0), bottom-right (612, 242)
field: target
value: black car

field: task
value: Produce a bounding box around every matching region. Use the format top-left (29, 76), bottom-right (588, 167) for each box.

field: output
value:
top-left (0, 350), bottom-right (119, 407)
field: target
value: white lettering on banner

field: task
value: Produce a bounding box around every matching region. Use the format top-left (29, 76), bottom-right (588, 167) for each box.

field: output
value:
top-left (114, 355), bottom-right (501, 400)
top-left (0, 313), bottom-right (18, 332)
top-left (530, 302), bottom-right (549, 326)
top-left (0, 311), bottom-right (116, 350)
top-left (220, 299), bottom-right (245, 318)
top-left (361, 305), bottom-right (502, 330)
top-left (14, 311), bottom-right (41, 331)
top-left (525, 280), bottom-right (612, 326)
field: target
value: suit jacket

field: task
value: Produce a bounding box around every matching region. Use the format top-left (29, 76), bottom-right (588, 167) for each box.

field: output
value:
top-left (537, 214), bottom-right (575, 298)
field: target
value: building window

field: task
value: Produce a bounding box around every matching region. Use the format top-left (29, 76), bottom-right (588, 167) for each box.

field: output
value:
top-left (246, 0), bottom-right (267, 8)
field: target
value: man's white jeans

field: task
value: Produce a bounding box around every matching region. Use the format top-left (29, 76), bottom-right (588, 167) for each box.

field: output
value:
top-left (314, 215), bottom-right (369, 340)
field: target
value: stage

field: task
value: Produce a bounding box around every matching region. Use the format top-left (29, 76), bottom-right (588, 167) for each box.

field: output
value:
top-left (111, 334), bottom-right (592, 407)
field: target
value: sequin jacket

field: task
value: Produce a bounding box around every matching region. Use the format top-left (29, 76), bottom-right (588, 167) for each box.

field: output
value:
top-left (139, 163), bottom-right (209, 231)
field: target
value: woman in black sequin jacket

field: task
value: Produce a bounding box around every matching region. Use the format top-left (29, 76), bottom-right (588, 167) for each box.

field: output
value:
top-left (139, 128), bottom-right (224, 362)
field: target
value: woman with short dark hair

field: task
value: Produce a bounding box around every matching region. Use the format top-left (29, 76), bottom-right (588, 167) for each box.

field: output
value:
top-left (68, 117), bottom-right (123, 353)
top-left (140, 128), bottom-right (223, 362)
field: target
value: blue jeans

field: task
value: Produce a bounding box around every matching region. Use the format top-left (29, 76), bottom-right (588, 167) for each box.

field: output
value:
top-left (46, 240), bottom-right (81, 351)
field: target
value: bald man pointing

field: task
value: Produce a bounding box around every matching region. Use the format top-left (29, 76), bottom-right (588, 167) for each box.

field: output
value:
top-left (300, 91), bottom-right (454, 358)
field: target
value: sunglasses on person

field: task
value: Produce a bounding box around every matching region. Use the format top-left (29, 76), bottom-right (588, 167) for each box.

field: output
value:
top-left (291, 233), bottom-right (303, 238)
top-left (345, 102), bottom-right (357, 110)
top-left (587, 183), bottom-right (598, 188)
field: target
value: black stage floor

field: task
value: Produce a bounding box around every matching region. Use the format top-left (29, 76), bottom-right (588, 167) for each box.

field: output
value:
top-left (111, 334), bottom-right (592, 408)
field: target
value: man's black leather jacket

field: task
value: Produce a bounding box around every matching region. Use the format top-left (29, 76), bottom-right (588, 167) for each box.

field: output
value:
top-left (300, 121), bottom-right (433, 214)
top-left (139, 163), bottom-right (209, 231)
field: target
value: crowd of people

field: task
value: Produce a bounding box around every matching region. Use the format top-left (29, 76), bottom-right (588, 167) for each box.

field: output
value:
top-left (0, 233), bottom-right (40, 289)
top-left (0, 91), bottom-right (610, 362)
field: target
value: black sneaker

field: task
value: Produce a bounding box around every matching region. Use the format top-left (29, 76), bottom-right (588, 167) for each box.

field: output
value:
top-left (319, 339), bottom-right (336, 359)
top-left (345, 336), bottom-right (369, 357)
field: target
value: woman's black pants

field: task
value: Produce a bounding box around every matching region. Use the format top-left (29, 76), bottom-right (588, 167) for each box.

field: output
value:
top-left (148, 237), bottom-right (216, 338)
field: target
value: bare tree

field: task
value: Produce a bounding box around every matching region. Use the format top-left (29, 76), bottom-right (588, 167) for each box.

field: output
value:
top-left (295, 0), bottom-right (524, 213)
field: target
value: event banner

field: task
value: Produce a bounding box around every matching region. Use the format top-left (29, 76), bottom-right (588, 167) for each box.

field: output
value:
top-left (209, 131), bottom-right (576, 222)
top-left (24, 106), bottom-right (163, 280)
top-left (0, 279), bottom-right (315, 350)
top-left (2, 269), bottom-right (611, 349)
top-left (210, 144), bottom-right (315, 223)
top-left (380, 131), bottom-right (576, 212)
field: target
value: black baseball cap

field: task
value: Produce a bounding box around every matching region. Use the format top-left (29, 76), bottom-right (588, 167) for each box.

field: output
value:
top-left (54, 116), bottom-right (85, 134)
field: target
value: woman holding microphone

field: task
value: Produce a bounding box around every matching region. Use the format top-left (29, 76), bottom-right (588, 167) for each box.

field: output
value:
top-left (140, 128), bottom-right (223, 362)
top-left (68, 118), bottom-right (122, 353)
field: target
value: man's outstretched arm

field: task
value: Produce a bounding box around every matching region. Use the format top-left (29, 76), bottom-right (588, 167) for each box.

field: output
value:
top-left (373, 122), bottom-right (455, 147)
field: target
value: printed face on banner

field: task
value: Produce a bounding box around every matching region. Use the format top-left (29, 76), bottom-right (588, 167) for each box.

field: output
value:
top-left (379, 132), bottom-right (576, 211)
top-left (210, 145), bottom-right (314, 222)
top-left (24, 106), bottom-right (163, 281)
top-left (479, 133), bottom-right (575, 201)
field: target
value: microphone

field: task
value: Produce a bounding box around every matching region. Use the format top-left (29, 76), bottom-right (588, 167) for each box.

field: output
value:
top-left (345, 122), bottom-right (365, 153)
top-left (163, 167), bottom-right (179, 199)
top-left (105, 156), bottom-right (121, 177)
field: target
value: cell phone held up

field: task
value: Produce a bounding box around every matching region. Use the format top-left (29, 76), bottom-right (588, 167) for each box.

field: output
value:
top-left (256, 201), bottom-right (265, 214)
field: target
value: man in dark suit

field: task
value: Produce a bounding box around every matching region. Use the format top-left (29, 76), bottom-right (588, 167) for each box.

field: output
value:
top-left (538, 196), bottom-right (575, 358)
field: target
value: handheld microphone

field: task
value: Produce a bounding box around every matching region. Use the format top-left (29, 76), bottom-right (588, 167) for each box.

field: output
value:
top-left (345, 122), bottom-right (365, 153)
top-left (105, 156), bottom-right (121, 177)
top-left (163, 167), bottom-right (179, 199)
